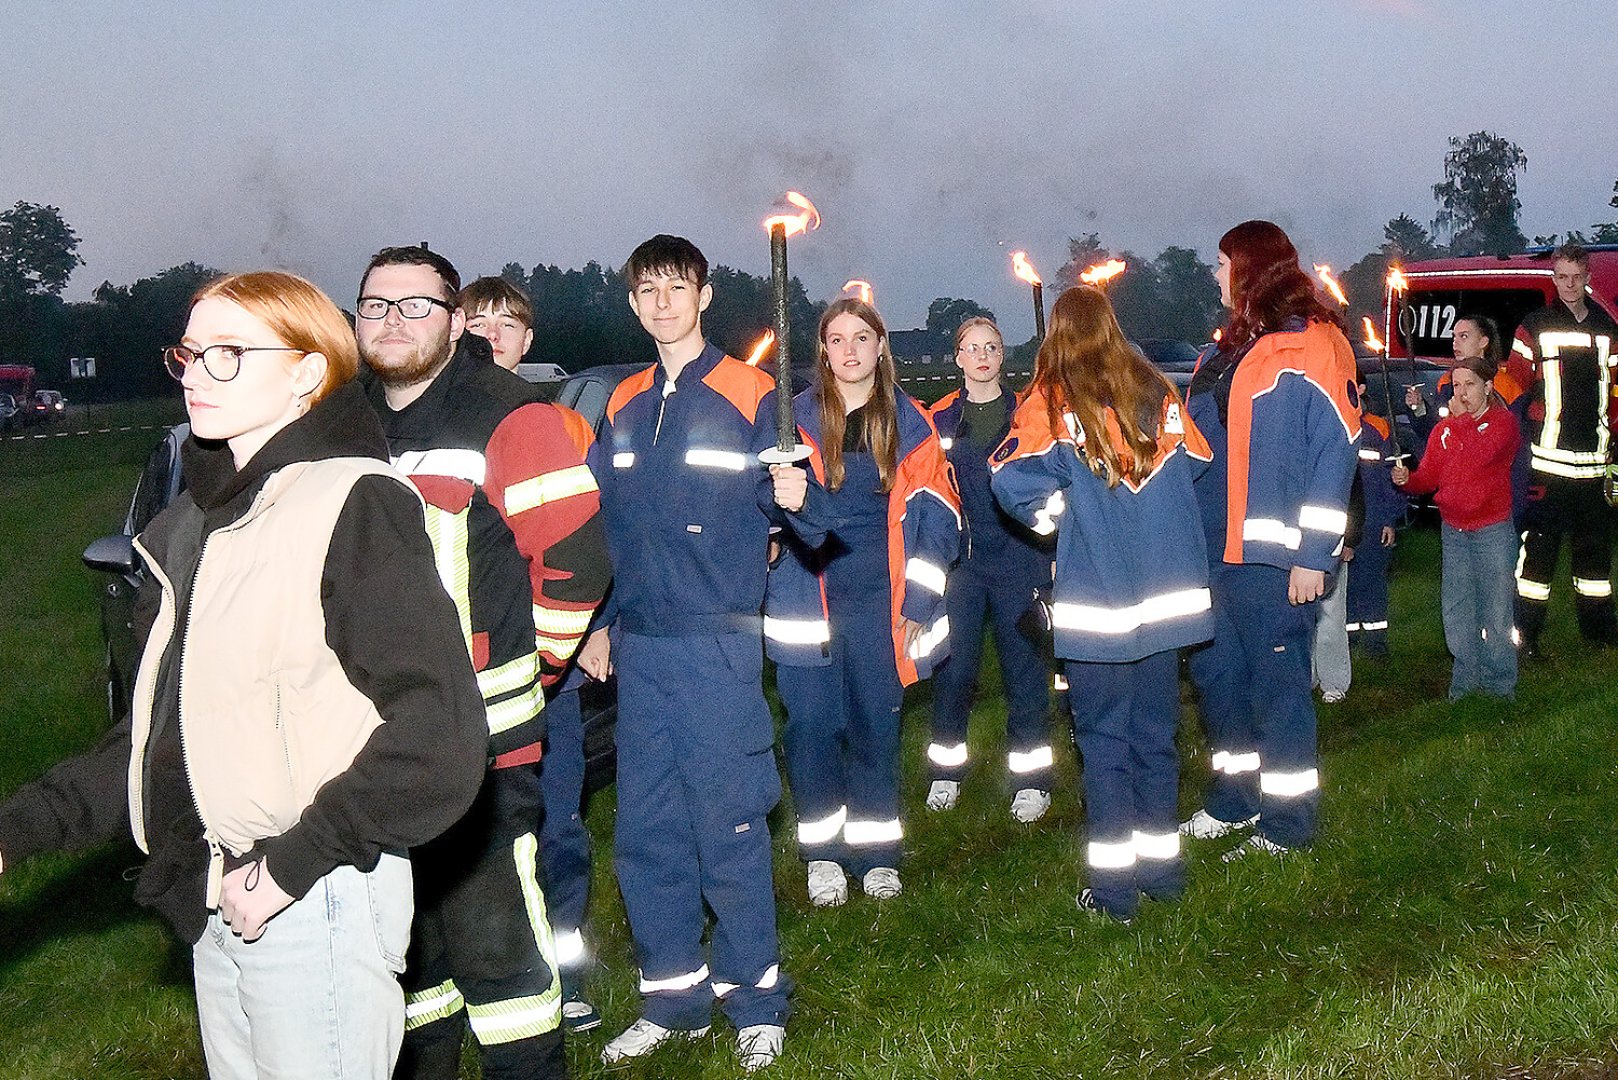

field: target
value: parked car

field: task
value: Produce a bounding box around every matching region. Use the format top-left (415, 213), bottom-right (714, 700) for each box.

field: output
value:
top-left (24, 389), bottom-right (66, 424)
top-left (81, 361), bottom-right (658, 791)
top-left (0, 393), bottom-right (18, 431)
top-left (515, 361), bottom-right (569, 384)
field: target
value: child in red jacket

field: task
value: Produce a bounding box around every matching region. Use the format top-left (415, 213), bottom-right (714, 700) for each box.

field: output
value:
top-left (1393, 352), bottom-right (1521, 701)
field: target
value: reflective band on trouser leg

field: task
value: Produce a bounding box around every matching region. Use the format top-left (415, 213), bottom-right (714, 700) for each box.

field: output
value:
top-left (927, 742), bottom-right (968, 768)
top-left (1574, 577), bottom-right (1613, 598)
top-left (405, 979), bottom-right (465, 1032)
top-left (1087, 838), bottom-right (1137, 869)
top-left (1007, 745), bottom-right (1053, 775)
top-left (1259, 768), bottom-right (1320, 799)
top-left (553, 928), bottom-right (586, 969)
top-left (797, 806), bottom-right (847, 846)
top-left (1210, 750), bottom-right (1260, 776)
top-left (843, 818), bottom-right (903, 846)
top-left (466, 832), bottom-right (563, 1045)
top-left (1133, 830), bottom-right (1181, 862)
top-left (713, 963), bottom-right (780, 999)
top-left (640, 964), bottom-right (711, 994)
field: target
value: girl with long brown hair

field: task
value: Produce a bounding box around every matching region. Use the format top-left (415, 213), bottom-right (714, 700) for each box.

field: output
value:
top-left (1180, 220), bottom-right (1360, 859)
top-left (990, 285), bottom-right (1213, 921)
top-left (765, 297), bottom-right (959, 907)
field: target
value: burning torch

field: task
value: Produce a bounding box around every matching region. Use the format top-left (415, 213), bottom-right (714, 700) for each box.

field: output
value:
top-left (759, 191), bottom-right (820, 465)
top-left (1011, 251), bottom-right (1044, 341)
top-left (842, 279), bottom-right (874, 305)
top-left (1363, 316), bottom-right (1405, 462)
top-left (1080, 259), bottom-right (1127, 288)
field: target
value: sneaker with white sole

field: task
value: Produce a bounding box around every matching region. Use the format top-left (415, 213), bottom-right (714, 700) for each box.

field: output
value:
top-left (861, 866), bottom-right (902, 899)
top-left (561, 994), bottom-right (601, 1033)
top-left (806, 860), bottom-right (848, 907)
top-left (736, 1023), bottom-right (785, 1071)
top-left (1220, 833), bottom-right (1290, 863)
top-left (925, 779), bottom-right (960, 811)
top-left (1321, 688), bottom-right (1346, 703)
top-left (1178, 808), bottom-right (1258, 840)
top-left (1076, 887), bottom-right (1134, 926)
top-left (600, 1017), bottom-right (708, 1063)
top-left (1010, 787), bottom-right (1052, 823)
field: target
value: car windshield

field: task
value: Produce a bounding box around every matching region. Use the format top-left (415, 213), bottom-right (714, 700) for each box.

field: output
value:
top-left (1393, 287), bottom-right (1548, 360)
top-left (1135, 339), bottom-right (1202, 367)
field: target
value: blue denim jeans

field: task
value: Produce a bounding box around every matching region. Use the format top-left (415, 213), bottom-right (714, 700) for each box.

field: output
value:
top-left (1441, 521), bottom-right (1518, 700)
top-left (193, 853), bottom-right (413, 1080)
top-left (1311, 565), bottom-right (1351, 697)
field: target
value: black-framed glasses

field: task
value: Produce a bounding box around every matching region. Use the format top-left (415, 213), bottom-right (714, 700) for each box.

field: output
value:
top-left (355, 295), bottom-right (453, 320)
top-left (163, 344), bottom-right (306, 383)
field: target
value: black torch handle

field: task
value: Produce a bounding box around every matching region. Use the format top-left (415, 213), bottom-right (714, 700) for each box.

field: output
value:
top-left (1378, 351), bottom-right (1403, 459)
top-left (1032, 283), bottom-right (1046, 342)
top-left (770, 223), bottom-right (795, 453)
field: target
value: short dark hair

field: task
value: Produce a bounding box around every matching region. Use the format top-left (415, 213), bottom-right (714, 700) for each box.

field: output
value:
top-left (459, 277), bottom-right (533, 328)
top-left (623, 234), bottom-right (708, 289)
top-left (361, 245), bottom-right (461, 302)
top-left (1553, 242), bottom-right (1590, 269)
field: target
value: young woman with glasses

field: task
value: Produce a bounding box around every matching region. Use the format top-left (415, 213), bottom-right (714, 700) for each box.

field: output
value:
top-left (765, 297), bottom-right (959, 907)
top-left (0, 271), bottom-right (487, 1078)
top-left (924, 317), bottom-right (1054, 822)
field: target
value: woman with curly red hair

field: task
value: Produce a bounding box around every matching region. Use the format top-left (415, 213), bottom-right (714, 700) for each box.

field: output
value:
top-left (1180, 221), bottom-right (1361, 858)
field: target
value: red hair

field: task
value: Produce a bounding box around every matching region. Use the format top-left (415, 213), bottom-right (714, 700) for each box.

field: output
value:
top-left (192, 271), bottom-right (358, 404)
top-left (1218, 220), bottom-right (1343, 351)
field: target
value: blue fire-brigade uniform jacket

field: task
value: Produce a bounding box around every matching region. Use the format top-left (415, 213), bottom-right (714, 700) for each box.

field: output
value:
top-left (989, 387), bottom-right (1215, 663)
top-left (929, 389), bottom-right (1050, 583)
top-left (1357, 415), bottom-right (1408, 540)
top-left (1198, 320), bottom-right (1362, 573)
top-left (764, 388), bottom-right (961, 687)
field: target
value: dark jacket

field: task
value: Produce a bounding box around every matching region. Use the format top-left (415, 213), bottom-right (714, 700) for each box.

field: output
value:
top-left (0, 381), bottom-right (487, 942)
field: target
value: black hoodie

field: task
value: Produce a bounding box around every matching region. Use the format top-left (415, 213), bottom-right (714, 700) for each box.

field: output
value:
top-left (0, 381), bottom-right (486, 942)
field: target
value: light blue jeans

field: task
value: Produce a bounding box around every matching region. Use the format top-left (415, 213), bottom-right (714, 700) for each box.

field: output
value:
top-left (1441, 521), bottom-right (1518, 700)
top-left (1312, 565), bottom-right (1351, 697)
top-left (193, 852), bottom-right (413, 1080)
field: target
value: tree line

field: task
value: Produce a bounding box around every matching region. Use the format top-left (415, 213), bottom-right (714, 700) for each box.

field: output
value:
top-left (2, 131), bottom-right (1615, 401)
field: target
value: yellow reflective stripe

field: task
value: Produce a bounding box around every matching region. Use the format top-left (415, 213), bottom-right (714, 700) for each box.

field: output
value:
top-left (478, 650), bottom-right (540, 699)
top-left (464, 832), bottom-right (562, 1045)
top-left (533, 604), bottom-right (594, 637)
top-left (486, 680), bottom-right (544, 736)
top-left (1574, 577), bottom-right (1613, 598)
top-left (535, 632), bottom-right (581, 660)
top-left (504, 464), bottom-right (597, 516)
top-left (1540, 331), bottom-right (1593, 356)
top-left (424, 504), bottom-right (474, 651)
top-left (1541, 360), bottom-right (1562, 451)
top-left (404, 979), bottom-right (465, 1030)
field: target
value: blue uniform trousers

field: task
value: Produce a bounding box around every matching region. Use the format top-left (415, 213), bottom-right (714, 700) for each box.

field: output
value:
top-left (613, 632), bottom-right (789, 1031)
top-left (537, 688), bottom-right (590, 976)
top-left (1346, 541), bottom-right (1392, 654)
top-left (1187, 563), bottom-right (1321, 848)
top-left (928, 565), bottom-right (1053, 789)
top-left (778, 606), bottom-right (904, 876)
top-left (1065, 648), bottom-right (1184, 919)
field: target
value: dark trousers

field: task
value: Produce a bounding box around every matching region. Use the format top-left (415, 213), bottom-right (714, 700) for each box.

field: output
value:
top-left (1186, 563), bottom-right (1321, 848)
top-left (397, 766), bottom-right (566, 1080)
top-left (928, 566), bottom-right (1053, 788)
top-left (1516, 475), bottom-right (1616, 644)
top-left (613, 632), bottom-right (789, 1031)
top-left (778, 605), bottom-right (904, 876)
top-left (1066, 649), bottom-right (1184, 919)
top-left (1346, 540), bottom-right (1392, 653)
top-left (537, 688), bottom-right (591, 977)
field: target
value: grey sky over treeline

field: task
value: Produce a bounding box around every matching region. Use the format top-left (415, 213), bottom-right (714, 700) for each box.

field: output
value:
top-left (4, 1), bottom-right (1614, 341)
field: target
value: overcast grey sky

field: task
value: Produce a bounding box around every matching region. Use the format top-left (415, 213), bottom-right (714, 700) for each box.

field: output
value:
top-left (3, 1), bottom-right (1614, 341)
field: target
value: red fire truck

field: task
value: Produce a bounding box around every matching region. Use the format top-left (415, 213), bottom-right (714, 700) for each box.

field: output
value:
top-left (0, 364), bottom-right (35, 402)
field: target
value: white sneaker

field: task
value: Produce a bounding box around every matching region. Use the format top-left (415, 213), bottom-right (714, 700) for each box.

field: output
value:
top-left (736, 1023), bottom-right (785, 1071)
top-left (600, 1017), bottom-right (708, 1063)
top-left (1178, 809), bottom-right (1258, 840)
top-left (1321, 688), bottom-right (1346, 703)
top-left (861, 866), bottom-right (902, 899)
top-left (1010, 787), bottom-right (1052, 823)
top-left (1221, 833), bottom-right (1290, 863)
top-left (806, 860), bottom-right (848, 908)
top-left (926, 779), bottom-right (960, 811)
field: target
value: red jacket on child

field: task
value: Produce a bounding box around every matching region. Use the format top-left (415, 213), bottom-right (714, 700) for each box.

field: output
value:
top-left (1397, 401), bottom-right (1521, 531)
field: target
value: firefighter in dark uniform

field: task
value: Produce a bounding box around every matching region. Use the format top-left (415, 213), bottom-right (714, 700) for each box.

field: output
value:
top-left (1513, 243), bottom-right (1618, 656)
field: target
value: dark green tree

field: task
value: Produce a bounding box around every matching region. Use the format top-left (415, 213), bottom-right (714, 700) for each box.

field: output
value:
top-left (1431, 131), bottom-right (1528, 256)
top-left (1382, 214), bottom-right (1439, 262)
top-left (925, 297), bottom-right (996, 338)
top-left (0, 201), bottom-right (82, 301)
top-left (1591, 180), bottom-right (1618, 244)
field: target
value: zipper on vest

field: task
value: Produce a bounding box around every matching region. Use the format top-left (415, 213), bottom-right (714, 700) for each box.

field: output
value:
top-left (177, 530), bottom-right (226, 905)
top-left (127, 538), bottom-right (180, 856)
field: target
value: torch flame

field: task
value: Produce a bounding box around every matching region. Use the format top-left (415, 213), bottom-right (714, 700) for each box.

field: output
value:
top-left (1313, 264), bottom-right (1349, 307)
top-left (1362, 317), bottom-right (1385, 354)
top-left (744, 329), bottom-right (776, 367)
top-left (1079, 259), bottom-right (1127, 286)
top-left (842, 279), bottom-right (874, 305)
top-left (762, 190), bottom-right (821, 238)
top-left (1387, 267), bottom-right (1409, 293)
top-left (1011, 251), bottom-right (1043, 287)
top-left (1213, 329), bottom-right (1223, 342)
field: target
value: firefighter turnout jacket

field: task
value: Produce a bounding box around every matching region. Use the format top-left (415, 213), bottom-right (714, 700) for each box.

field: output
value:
top-left (1512, 299), bottom-right (1618, 481)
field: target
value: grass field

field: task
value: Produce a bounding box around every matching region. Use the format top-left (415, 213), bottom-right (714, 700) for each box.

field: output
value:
top-left (3, 401), bottom-right (1618, 1078)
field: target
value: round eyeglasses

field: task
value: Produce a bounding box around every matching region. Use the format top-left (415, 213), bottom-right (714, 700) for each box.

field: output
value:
top-left (958, 343), bottom-right (1003, 357)
top-left (163, 344), bottom-right (306, 383)
top-left (355, 295), bottom-right (453, 320)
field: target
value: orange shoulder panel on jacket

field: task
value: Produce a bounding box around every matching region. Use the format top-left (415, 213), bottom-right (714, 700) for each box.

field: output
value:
top-left (1364, 413), bottom-right (1391, 441)
top-left (606, 365), bottom-right (658, 424)
top-left (930, 389), bottom-right (961, 416)
top-left (702, 356), bottom-right (774, 424)
top-left (553, 402), bottom-right (596, 454)
top-left (1494, 367), bottom-right (1525, 405)
top-left (997, 386), bottom-right (1064, 462)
